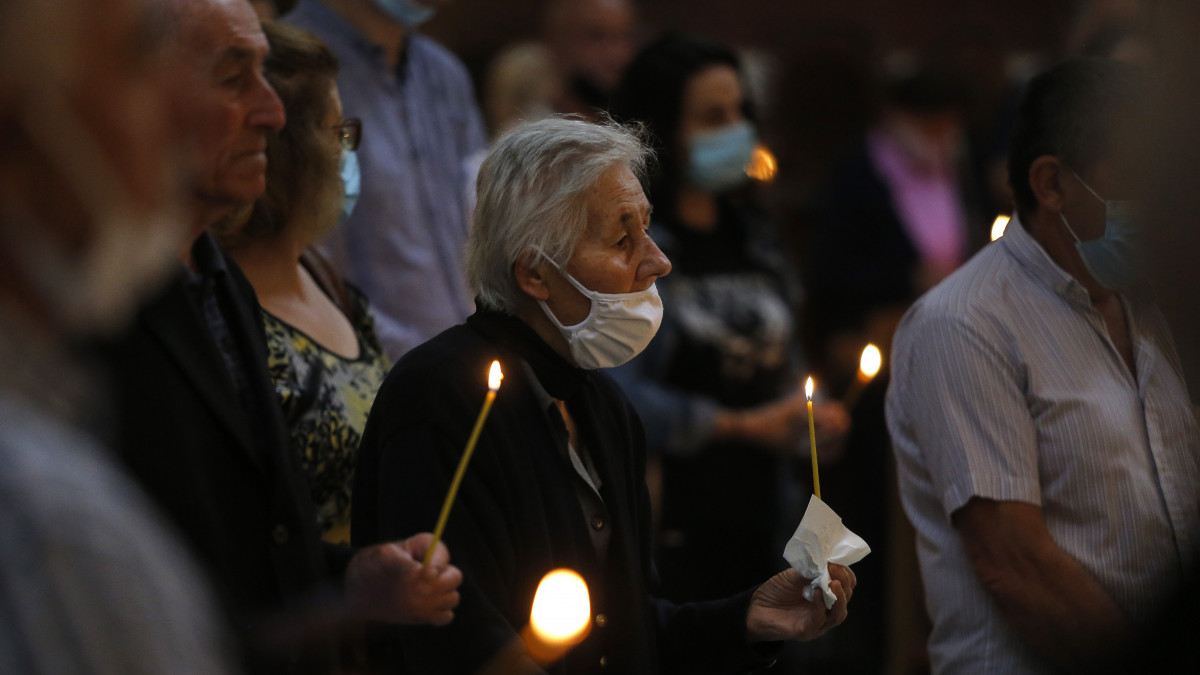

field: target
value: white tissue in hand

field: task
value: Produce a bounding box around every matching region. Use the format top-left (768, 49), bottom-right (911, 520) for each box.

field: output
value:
top-left (783, 494), bottom-right (871, 609)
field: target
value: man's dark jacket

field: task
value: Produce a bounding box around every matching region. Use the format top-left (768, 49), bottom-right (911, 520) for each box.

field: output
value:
top-left (98, 234), bottom-right (348, 673)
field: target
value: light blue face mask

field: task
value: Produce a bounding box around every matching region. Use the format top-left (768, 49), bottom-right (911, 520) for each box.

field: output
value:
top-left (1059, 171), bottom-right (1146, 289)
top-left (686, 120), bottom-right (757, 193)
top-left (371, 0), bottom-right (436, 28)
top-left (338, 148), bottom-right (360, 227)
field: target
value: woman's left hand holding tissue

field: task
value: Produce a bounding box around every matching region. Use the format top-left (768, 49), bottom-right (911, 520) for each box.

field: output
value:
top-left (744, 565), bottom-right (856, 643)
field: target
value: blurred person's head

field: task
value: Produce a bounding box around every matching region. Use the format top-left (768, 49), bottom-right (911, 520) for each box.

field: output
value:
top-left (926, 27), bottom-right (1007, 126)
top-left (612, 33), bottom-right (753, 218)
top-left (543, 0), bottom-right (636, 103)
top-left (1007, 58), bottom-right (1142, 221)
top-left (159, 0), bottom-right (286, 235)
top-left (484, 42), bottom-right (563, 136)
top-left (468, 117), bottom-right (654, 315)
top-left (214, 22), bottom-right (350, 251)
top-left (0, 0), bottom-right (190, 336)
top-left (1007, 58), bottom-right (1145, 291)
top-left (879, 66), bottom-right (968, 171)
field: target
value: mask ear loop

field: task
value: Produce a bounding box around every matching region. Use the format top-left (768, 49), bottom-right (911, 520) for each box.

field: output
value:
top-left (1059, 212), bottom-right (1083, 244)
top-left (1069, 169), bottom-right (1107, 204)
top-left (529, 246), bottom-right (594, 331)
top-left (1063, 168), bottom-right (1109, 245)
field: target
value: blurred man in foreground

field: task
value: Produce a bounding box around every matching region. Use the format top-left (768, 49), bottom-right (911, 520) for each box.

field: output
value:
top-left (888, 58), bottom-right (1200, 674)
top-left (101, 1), bottom-right (460, 672)
top-left (0, 0), bottom-right (233, 671)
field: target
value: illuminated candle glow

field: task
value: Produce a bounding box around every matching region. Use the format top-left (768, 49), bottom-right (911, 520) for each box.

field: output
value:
top-left (745, 144), bottom-right (779, 182)
top-left (525, 569), bottom-right (592, 664)
top-left (842, 343), bottom-right (883, 410)
top-left (990, 214), bottom-right (1011, 242)
top-left (806, 377), bottom-right (821, 499)
top-left (423, 360), bottom-right (503, 566)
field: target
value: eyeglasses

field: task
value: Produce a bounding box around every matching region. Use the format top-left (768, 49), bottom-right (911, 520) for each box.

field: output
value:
top-left (332, 118), bottom-right (362, 151)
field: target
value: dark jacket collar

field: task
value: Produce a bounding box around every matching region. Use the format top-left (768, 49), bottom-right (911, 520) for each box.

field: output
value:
top-left (188, 231), bottom-right (229, 280)
top-left (466, 307), bottom-right (587, 401)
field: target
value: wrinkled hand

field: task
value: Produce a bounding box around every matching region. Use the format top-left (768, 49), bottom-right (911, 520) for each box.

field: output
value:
top-left (812, 400), bottom-right (851, 463)
top-left (745, 565), bottom-right (855, 643)
top-left (345, 533), bottom-right (463, 626)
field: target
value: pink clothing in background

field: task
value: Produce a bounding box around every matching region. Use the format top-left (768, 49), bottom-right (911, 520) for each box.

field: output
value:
top-left (867, 127), bottom-right (967, 278)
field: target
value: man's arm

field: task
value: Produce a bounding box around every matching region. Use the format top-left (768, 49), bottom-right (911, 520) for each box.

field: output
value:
top-left (954, 497), bottom-right (1133, 673)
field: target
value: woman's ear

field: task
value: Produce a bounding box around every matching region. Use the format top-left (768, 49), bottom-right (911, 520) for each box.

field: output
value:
top-left (513, 249), bottom-right (551, 301)
top-left (1029, 154), bottom-right (1067, 214)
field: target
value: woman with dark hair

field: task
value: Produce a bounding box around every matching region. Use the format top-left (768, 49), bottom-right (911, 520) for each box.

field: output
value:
top-left (214, 21), bottom-right (389, 545)
top-left (610, 33), bottom-right (849, 602)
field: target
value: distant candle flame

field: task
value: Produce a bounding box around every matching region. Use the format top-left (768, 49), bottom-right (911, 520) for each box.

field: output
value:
top-left (530, 569), bottom-right (590, 645)
top-left (859, 344), bottom-right (882, 379)
top-left (488, 361), bottom-right (503, 391)
top-left (745, 144), bottom-right (778, 182)
top-left (990, 215), bottom-right (1010, 242)
top-left (805, 376), bottom-right (814, 401)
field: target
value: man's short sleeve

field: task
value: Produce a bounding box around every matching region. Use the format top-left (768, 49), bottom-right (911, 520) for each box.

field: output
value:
top-left (888, 309), bottom-right (1042, 517)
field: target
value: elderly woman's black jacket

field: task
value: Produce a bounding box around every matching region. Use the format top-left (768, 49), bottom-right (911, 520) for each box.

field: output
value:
top-left (352, 309), bottom-right (776, 674)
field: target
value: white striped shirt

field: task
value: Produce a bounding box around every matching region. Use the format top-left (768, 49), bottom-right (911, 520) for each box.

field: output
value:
top-left (886, 214), bottom-right (1200, 674)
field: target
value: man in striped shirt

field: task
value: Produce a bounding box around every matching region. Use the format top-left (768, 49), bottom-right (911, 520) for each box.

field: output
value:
top-left (887, 59), bottom-right (1200, 674)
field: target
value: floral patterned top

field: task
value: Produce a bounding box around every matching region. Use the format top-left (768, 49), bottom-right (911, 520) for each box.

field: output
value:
top-left (263, 283), bottom-right (390, 544)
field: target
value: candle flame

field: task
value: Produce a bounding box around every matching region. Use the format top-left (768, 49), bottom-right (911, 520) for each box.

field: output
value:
top-left (805, 376), bottom-right (814, 401)
top-left (745, 144), bottom-right (778, 182)
top-left (990, 215), bottom-right (1010, 242)
top-left (530, 569), bottom-right (590, 645)
top-left (488, 361), bottom-right (503, 391)
top-left (859, 344), bottom-right (882, 378)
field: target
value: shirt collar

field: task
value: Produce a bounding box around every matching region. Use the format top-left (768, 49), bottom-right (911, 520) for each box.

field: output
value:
top-left (1000, 212), bottom-right (1092, 307)
top-left (466, 307), bottom-right (588, 402)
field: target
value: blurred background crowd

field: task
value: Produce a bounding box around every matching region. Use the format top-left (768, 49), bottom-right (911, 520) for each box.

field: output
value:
top-left (379, 1), bottom-right (1163, 672)
top-left (4, 0), bottom-right (1200, 673)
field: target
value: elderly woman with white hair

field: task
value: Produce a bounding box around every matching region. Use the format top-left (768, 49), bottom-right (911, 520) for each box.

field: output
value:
top-left (352, 117), bottom-right (855, 674)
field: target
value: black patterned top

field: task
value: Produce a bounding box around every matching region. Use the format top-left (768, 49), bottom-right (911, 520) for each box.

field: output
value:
top-left (263, 283), bottom-right (390, 544)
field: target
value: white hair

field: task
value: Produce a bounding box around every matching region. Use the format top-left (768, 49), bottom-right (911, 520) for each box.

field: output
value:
top-left (467, 116), bottom-right (652, 314)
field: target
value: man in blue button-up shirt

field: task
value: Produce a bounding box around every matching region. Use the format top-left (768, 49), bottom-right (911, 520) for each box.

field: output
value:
top-left (287, 0), bottom-right (487, 361)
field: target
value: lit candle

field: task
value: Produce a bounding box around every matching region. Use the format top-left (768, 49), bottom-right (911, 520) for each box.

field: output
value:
top-left (524, 569), bottom-right (592, 664)
top-left (990, 214), bottom-right (1011, 242)
top-left (806, 376), bottom-right (821, 499)
top-left (423, 360), bottom-right (503, 566)
top-left (745, 144), bottom-right (778, 182)
top-left (842, 343), bottom-right (883, 410)
top-left (474, 568), bottom-right (591, 674)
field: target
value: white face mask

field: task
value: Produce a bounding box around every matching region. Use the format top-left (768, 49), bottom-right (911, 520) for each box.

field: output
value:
top-left (533, 248), bottom-right (663, 369)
